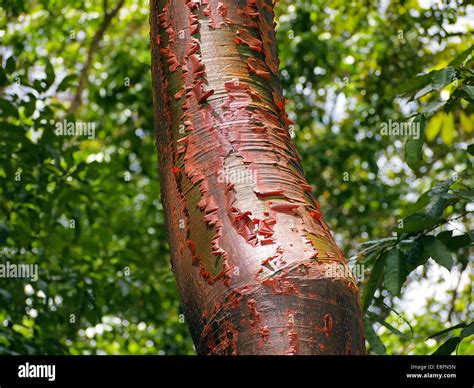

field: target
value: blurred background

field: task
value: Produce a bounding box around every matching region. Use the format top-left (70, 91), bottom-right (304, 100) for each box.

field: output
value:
top-left (0, 0), bottom-right (472, 355)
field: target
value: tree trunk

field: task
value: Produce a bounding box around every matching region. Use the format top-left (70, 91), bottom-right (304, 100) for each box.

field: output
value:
top-left (149, 0), bottom-right (365, 355)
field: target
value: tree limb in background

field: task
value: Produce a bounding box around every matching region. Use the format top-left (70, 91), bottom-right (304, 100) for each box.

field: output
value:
top-left (68, 0), bottom-right (125, 115)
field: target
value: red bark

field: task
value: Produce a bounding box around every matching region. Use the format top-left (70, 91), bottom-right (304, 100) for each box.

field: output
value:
top-left (149, 0), bottom-right (365, 355)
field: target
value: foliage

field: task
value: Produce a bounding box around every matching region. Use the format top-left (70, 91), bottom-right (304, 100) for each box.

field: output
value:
top-left (0, 0), bottom-right (472, 354)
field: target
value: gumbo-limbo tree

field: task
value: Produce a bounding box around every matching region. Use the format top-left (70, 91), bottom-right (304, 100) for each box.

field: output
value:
top-left (149, 0), bottom-right (365, 355)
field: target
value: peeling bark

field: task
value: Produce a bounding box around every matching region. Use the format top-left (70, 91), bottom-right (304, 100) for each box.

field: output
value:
top-left (149, 0), bottom-right (365, 355)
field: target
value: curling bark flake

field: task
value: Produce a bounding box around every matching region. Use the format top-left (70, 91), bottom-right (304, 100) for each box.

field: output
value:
top-left (149, 0), bottom-right (365, 355)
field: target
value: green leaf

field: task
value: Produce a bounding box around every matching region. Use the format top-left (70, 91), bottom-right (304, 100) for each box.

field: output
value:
top-left (399, 213), bottom-right (440, 235)
top-left (386, 73), bottom-right (432, 99)
top-left (460, 323), bottom-right (474, 339)
top-left (468, 144), bottom-right (474, 155)
top-left (425, 114), bottom-right (443, 141)
top-left (435, 230), bottom-right (453, 245)
top-left (442, 234), bottom-right (472, 251)
top-left (449, 46), bottom-right (473, 67)
top-left (431, 67), bottom-right (456, 91)
top-left (458, 189), bottom-right (474, 200)
top-left (425, 196), bottom-right (447, 219)
top-left (406, 239), bottom-right (426, 271)
top-left (431, 337), bottom-right (460, 355)
top-left (422, 99), bottom-right (447, 115)
top-left (460, 112), bottom-right (473, 133)
top-left (405, 192), bottom-right (431, 214)
top-left (364, 318), bottom-right (387, 355)
top-left (425, 178), bottom-right (453, 218)
top-left (404, 115), bottom-right (425, 170)
top-left (414, 84), bottom-right (434, 100)
top-left (0, 99), bottom-right (19, 119)
top-left (429, 178), bottom-right (454, 196)
top-left (361, 252), bottom-right (386, 312)
top-left (422, 236), bottom-right (453, 270)
top-left (23, 96), bottom-right (37, 118)
top-left (462, 84), bottom-right (474, 100)
top-left (384, 248), bottom-right (403, 296)
top-left (0, 123), bottom-right (29, 144)
top-left (427, 323), bottom-right (465, 340)
top-left (5, 56), bottom-right (16, 74)
top-left (57, 74), bottom-right (78, 92)
top-left (44, 58), bottom-right (55, 90)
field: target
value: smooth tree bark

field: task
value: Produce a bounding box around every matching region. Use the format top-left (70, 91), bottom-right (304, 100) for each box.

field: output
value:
top-left (149, 0), bottom-right (365, 355)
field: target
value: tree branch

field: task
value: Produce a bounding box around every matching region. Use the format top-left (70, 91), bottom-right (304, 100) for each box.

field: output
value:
top-left (68, 0), bottom-right (125, 115)
top-left (447, 262), bottom-right (467, 322)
